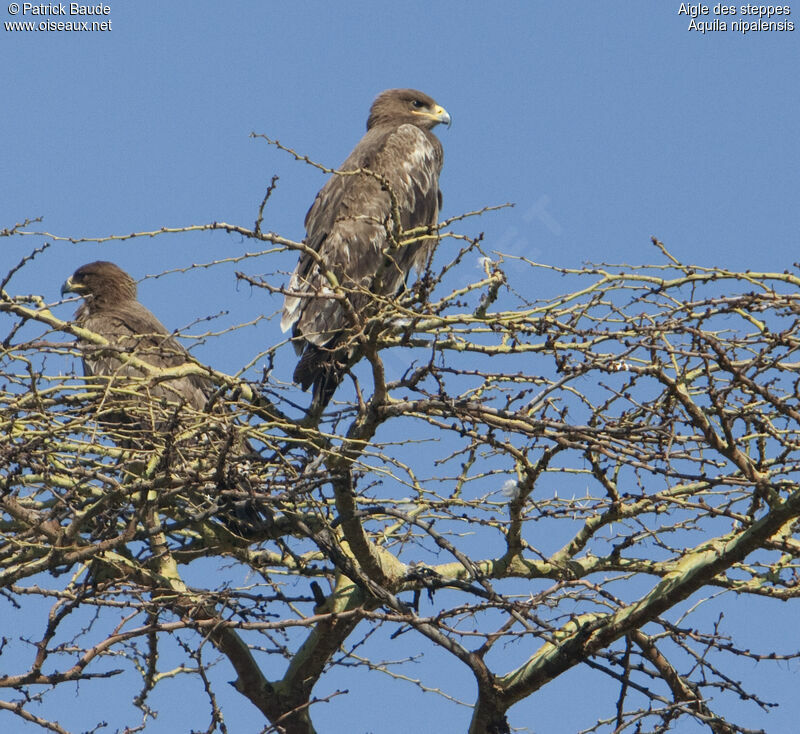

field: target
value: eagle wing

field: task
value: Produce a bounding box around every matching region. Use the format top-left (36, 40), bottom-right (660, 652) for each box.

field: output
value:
top-left (281, 122), bottom-right (443, 350)
top-left (78, 300), bottom-right (211, 413)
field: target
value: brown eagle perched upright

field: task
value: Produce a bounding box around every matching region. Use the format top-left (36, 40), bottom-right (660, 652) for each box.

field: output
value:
top-left (280, 88), bottom-right (450, 411)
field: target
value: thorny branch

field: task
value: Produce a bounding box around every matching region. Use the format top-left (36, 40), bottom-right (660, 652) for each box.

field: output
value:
top-left (3, 215), bottom-right (800, 733)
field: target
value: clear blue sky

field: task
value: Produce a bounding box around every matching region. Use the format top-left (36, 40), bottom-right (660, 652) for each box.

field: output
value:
top-left (2, 3), bottom-right (799, 732)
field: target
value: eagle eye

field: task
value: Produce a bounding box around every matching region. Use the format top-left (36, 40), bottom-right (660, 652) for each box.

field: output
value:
top-left (411, 100), bottom-right (425, 109)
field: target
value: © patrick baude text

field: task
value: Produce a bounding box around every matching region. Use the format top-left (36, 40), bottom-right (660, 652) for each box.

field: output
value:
top-left (678, 3), bottom-right (795, 32)
top-left (10, 3), bottom-right (109, 14)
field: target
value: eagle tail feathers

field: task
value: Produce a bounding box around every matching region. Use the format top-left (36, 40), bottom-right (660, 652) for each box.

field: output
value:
top-left (294, 342), bottom-right (348, 413)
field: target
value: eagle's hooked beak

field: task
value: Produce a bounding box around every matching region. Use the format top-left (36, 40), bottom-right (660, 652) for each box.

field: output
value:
top-left (433, 105), bottom-right (451, 128)
top-left (413, 104), bottom-right (451, 128)
top-left (61, 276), bottom-right (82, 296)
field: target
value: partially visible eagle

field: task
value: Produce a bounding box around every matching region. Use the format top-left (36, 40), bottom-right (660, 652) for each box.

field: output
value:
top-left (62, 261), bottom-right (211, 437)
top-left (280, 88), bottom-right (450, 411)
top-left (62, 261), bottom-right (260, 533)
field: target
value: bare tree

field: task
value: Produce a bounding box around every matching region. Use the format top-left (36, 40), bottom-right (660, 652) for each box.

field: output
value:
top-left (2, 186), bottom-right (799, 733)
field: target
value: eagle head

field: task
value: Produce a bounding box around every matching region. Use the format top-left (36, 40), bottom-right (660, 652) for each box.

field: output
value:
top-left (62, 261), bottom-right (138, 304)
top-left (366, 88), bottom-right (451, 131)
